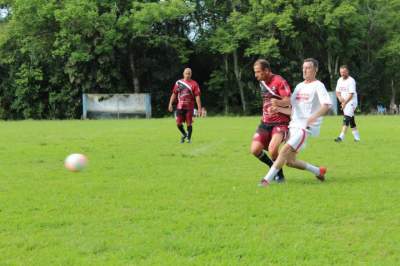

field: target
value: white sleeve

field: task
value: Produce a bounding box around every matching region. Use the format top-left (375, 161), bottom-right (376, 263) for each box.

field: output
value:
top-left (335, 78), bottom-right (341, 92)
top-left (317, 82), bottom-right (332, 105)
top-left (348, 78), bottom-right (356, 93)
top-left (290, 85), bottom-right (299, 106)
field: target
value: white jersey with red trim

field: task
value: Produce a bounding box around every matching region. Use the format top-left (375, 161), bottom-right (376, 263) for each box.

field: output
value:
top-left (289, 80), bottom-right (332, 136)
top-left (336, 76), bottom-right (357, 116)
top-left (335, 76), bottom-right (357, 106)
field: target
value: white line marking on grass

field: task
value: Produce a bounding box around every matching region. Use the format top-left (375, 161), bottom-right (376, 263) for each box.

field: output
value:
top-left (184, 140), bottom-right (224, 157)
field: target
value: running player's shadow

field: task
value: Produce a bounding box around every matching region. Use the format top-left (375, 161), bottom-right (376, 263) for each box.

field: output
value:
top-left (286, 174), bottom-right (375, 185)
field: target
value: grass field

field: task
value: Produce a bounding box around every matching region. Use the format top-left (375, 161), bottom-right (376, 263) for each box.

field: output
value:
top-left (0, 115), bottom-right (399, 265)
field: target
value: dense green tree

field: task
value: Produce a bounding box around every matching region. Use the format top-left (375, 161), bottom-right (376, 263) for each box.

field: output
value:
top-left (375, 0), bottom-right (400, 111)
top-left (0, 0), bottom-right (399, 118)
top-left (0, 0), bottom-right (193, 118)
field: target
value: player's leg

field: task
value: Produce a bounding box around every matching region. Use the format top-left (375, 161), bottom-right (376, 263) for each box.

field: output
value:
top-left (250, 141), bottom-right (272, 165)
top-left (260, 127), bottom-right (325, 186)
top-left (261, 127), bottom-right (305, 184)
top-left (285, 153), bottom-right (327, 182)
top-left (259, 127), bottom-right (301, 186)
top-left (268, 131), bottom-right (284, 160)
top-left (335, 115), bottom-right (350, 142)
top-left (251, 124), bottom-right (273, 167)
top-left (284, 128), bottom-right (327, 180)
top-left (259, 127), bottom-right (301, 185)
top-left (176, 109), bottom-right (187, 143)
top-left (268, 127), bottom-right (287, 182)
top-left (350, 116), bottom-right (360, 141)
top-left (259, 143), bottom-right (291, 186)
top-left (186, 110), bottom-right (194, 143)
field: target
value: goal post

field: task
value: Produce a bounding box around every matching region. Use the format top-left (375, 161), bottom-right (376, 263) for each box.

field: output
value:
top-left (82, 93), bottom-right (151, 119)
top-left (328, 91), bottom-right (338, 115)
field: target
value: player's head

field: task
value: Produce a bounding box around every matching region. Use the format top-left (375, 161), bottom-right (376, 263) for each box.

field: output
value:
top-left (303, 58), bottom-right (318, 81)
top-left (339, 65), bottom-right (349, 79)
top-left (253, 59), bottom-right (272, 81)
top-left (183, 68), bottom-right (192, 80)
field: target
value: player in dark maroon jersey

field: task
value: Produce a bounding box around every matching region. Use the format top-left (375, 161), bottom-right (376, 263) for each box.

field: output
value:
top-left (168, 68), bottom-right (202, 143)
top-left (251, 59), bottom-right (291, 182)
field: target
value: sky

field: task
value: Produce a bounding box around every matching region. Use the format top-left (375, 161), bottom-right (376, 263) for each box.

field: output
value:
top-left (0, 8), bottom-right (8, 19)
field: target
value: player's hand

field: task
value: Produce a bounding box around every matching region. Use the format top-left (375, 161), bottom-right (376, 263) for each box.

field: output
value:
top-left (198, 109), bottom-right (202, 117)
top-left (269, 106), bottom-right (279, 114)
top-left (168, 105), bottom-right (173, 112)
top-left (271, 99), bottom-right (278, 107)
top-left (306, 116), bottom-right (316, 126)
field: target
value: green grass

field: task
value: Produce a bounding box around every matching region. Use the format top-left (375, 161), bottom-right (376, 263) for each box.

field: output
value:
top-left (0, 116), bottom-right (399, 265)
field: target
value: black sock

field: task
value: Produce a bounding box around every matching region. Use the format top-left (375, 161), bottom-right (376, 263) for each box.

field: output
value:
top-left (276, 168), bottom-right (285, 179)
top-left (187, 125), bottom-right (193, 139)
top-left (177, 125), bottom-right (187, 137)
top-left (256, 151), bottom-right (273, 167)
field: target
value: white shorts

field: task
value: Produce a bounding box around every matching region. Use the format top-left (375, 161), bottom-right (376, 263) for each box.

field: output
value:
top-left (287, 127), bottom-right (309, 152)
top-left (343, 103), bottom-right (357, 117)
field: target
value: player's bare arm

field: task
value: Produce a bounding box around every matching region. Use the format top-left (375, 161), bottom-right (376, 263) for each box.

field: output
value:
top-left (341, 93), bottom-right (354, 109)
top-left (195, 95), bottom-right (202, 116)
top-left (306, 104), bottom-right (331, 126)
top-left (271, 97), bottom-right (290, 107)
top-left (168, 93), bottom-right (177, 112)
top-left (270, 105), bottom-right (292, 116)
top-left (336, 91), bottom-right (344, 103)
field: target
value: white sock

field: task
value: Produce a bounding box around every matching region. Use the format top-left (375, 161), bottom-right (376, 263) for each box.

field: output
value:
top-left (305, 163), bottom-right (320, 175)
top-left (263, 166), bottom-right (280, 182)
top-left (339, 132), bottom-right (345, 139)
top-left (352, 130), bottom-right (360, 140)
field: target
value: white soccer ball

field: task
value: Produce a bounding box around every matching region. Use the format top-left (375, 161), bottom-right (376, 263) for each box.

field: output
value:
top-left (64, 153), bottom-right (88, 172)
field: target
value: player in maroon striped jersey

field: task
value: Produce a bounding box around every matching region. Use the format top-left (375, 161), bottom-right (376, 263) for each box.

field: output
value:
top-left (168, 68), bottom-right (202, 143)
top-left (251, 59), bottom-right (291, 182)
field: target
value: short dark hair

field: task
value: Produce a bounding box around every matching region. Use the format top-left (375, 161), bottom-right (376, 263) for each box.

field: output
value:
top-left (254, 59), bottom-right (271, 70)
top-left (340, 65), bottom-right (349, 70)
top-left (304, 58), bottom-right (319, 70)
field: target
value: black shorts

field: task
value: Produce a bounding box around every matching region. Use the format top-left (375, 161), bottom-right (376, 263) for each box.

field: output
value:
top-left (343, 115), bottom-right (356, 128)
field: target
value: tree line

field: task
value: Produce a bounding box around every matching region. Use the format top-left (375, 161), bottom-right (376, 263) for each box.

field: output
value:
top-left (0, 0), bottom-right (399, 119)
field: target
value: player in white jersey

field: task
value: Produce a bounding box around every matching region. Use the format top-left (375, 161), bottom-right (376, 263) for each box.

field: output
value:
top-left (259, 58), bottom-right (332, 187)
top-left (334, 65), bottom-right (361, 142)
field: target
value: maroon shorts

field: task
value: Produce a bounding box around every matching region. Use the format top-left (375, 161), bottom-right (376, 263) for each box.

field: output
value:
top-left (252, 123), bottom-right (288, 148)
top-left (176, 109), bottom-right (194, 125)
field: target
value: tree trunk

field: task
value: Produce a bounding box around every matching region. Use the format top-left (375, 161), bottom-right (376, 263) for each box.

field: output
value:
top-left (223, 54), bottom-right (229, 115)
top-left (233, 50), bottom-right (246, 113)
top-left (327, 51), bottom-right (339, 90)
top-left (129, 40), bottom-right (140, 93)
top-left (390, 79), bottom-right (395, 104)
top-left (390, 79), bottom-right (397, 114)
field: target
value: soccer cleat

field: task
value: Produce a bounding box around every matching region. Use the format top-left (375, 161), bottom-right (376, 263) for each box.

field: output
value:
top-left (180, 135), bottom-right (187, 143)
top-left (354, 139), bottom-right (360, 142)
top-left (258, 179), bottom-right (270, 187)
top-left (316, 166), bottom-right (327, 182)
top-left (274, 175), bottom-right (285, 183)
top-left (187, 138), bottom-right (192, 143)
top-left (334, 137), bottom-right (342, 143)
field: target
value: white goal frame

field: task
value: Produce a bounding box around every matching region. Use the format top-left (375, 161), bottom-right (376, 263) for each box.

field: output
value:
top-left (82, 93), bottom-right (151, 119)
